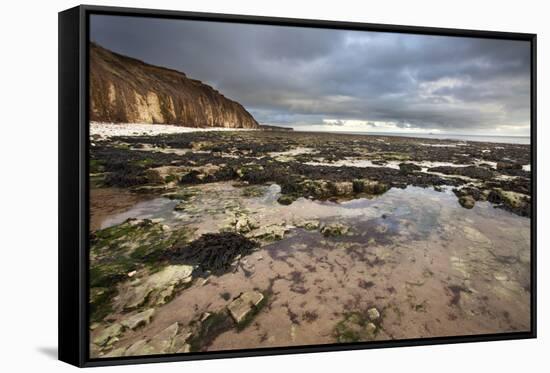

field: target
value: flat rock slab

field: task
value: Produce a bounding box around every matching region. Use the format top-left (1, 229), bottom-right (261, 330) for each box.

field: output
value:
top-left (321, 223), bottom-right (350, 237)
top-left (366, 322), bottom-right (377, 334)
top-left (124, 339), bottom-right (155, 356)
top-left (463, 226), bottom-right (491, 246)
top-left (93, 323), bottom-right (124, 347)
top-left (367, 307), bottom-right (380, 321)
top-left (148, 322), bottom-right (179, 353)
top-left (123, 322), bottom-right (188, 356)
top-left (249, 224), bottom-right (287, 241)
top-left (300, 220), bottom-right (320, 230)
top-left (145, 166), bottom-right (188, 184)
top-left (119, 264), bottom-right (194, 310)
top-left (120, 308), bottom-right (155, 330)
top-left (227, 291), bottom-right (264, 323)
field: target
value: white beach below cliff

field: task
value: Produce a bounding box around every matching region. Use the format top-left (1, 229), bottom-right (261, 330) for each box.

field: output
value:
top-left (90, 122), bottom-right (257, 139)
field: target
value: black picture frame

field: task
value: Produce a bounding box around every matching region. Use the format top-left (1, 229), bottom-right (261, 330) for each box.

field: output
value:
top-left (58, 4), bottom-right (537, 368)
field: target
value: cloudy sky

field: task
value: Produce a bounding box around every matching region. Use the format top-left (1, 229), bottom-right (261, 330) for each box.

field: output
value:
top-left (91, 15), bottom-right (531, 136)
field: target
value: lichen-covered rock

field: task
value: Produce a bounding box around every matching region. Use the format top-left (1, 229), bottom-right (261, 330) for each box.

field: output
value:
top-left (227, 291), bottom-right (265, 323)
top-left (399, 163), bottom-right (422, 173)
top-left (90, 219), bottom-right (166, 263)
top-left (249, 224), bottom-right (288, 241)
top-left (488, 189), bottom-right (531, 217)
top-left (277, 195), bottom-right (296, 205)
top-left (352, 179), bottom-right (390, 195)
top-left (295, 219), bottom-right (320, 230)
top-left (498, 190), bottom-right (528, 208)
top-left (117, 265), bottom-right (194, 311)
top-left (366, 322), bottom-right (377, 334)
top-left (333, 312), bottom-right (379, 343)
top-left (453, 186), bottom-right (486, 201)
top-left (103, 346), bottom-right (127, 358)
top-left (130, 184), bottom-right (171, 194)
top-left (236, 164), bottom-right (264, 179)
top-left (162, 189), bottom-right (197, 201)
top-left (191, 141), bottom-right (214, 150)
top-left (175, 344), bottom-right (191, 353)
top-left (180, 164), bottom-right (222, 184)
top-left (337, 316), bottom-right (362, 342)
top-left (174, 201), bottom-right (189, 211)
top-left (145, 166), bottom-right (188, 185)
top-left (148, 322), bottom-right (180, 353)
top-left (458, 195), bottom-right (476, 209)
top-left (496, 162), bottom-right (522, 170)
top-left (93, 323), bottom-right (125, 347)
top-left (120, 308), bottom-right (155, 330)
top-left (90, 220), bottom-right (193, 321)
top-left (241, 185), bottom-right (266, 197)
top-left (367, 307), bottom-right (381, 321)
top-left (328, 181), bottom-right (354, 196)
top-left (299, 180), bottom-right (333, 199)
top-left (428, 165), bottom-right (494, 180)
top-left (90, 43), bottom-right (259, 129)
top-left (124, 339), bottom-right (156, 356)
top-left (234, 215), bottom-right (259, 234)
top-left (123, 322), bottom-right (192, 356)
top-left (172, 328), bottom-right (193, 353)
top-left (320, 223), bottom-right (350, 237)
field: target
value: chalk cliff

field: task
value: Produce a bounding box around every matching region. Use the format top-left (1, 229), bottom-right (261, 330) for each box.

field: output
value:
top-left (90, 43), bottom-right (259, 129)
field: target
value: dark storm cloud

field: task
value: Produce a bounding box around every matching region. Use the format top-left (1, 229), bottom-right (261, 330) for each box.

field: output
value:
top-left (90, 15), bottom-right (531, 134)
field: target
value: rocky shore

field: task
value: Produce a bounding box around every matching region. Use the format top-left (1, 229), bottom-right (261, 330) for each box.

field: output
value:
top-left (89, 129), bottom-right (531, 358)
top-left (90, 129), bottom-right (531, 216)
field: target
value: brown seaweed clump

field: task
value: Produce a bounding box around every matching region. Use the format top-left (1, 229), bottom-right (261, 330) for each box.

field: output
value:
top-left (168, 232), bottom-right (258, 275)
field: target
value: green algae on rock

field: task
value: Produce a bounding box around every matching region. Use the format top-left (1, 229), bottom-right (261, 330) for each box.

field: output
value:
top-left (333, 311), bottom-right (380, 343)
top-left (120, 308), bottom-right (155, 330)
top-left (88, 128), bottom-right (531, 357)
top-left (117, 264), bottom-right (194, 311)
top-left (89, 218), bottom-right (194, 322)
top-left (320, 223), bottom-right (351, 237)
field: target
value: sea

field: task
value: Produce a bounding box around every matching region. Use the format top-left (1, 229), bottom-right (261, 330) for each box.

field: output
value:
top-left (295, 130), bottom-right (530, 145)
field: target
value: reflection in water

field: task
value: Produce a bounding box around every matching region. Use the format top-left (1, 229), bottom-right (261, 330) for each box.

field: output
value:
top-left (91, 182), bottom-right (530, 351)
top-left (100, 198), bottom-right (178, 229)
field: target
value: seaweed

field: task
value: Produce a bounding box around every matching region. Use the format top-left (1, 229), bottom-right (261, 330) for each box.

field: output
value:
top-left (168, 232), bottom-right (258, 275)
top-left (90, 130), bottom-right (531, 216)
top-left (89, 219), bottom-right (192, 322)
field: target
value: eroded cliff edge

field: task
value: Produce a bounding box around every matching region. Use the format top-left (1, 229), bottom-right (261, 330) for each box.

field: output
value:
top-left (90, 43), bottom-right (259, 129)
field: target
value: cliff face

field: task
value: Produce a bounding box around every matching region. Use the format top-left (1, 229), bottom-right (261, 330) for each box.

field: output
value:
top-left (90, 43), bottom-right (259, 129)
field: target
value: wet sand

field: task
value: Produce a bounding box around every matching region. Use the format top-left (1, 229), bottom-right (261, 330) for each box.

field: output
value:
top-left (90, 188), bottom-right (153, 231)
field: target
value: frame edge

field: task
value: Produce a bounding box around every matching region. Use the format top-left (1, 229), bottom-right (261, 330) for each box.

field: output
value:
top-left (60, 4), bottom-right (537, 367)
top-left (58, 5), bottom-right (85, 368)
